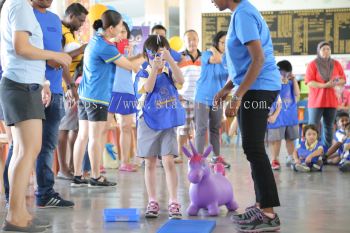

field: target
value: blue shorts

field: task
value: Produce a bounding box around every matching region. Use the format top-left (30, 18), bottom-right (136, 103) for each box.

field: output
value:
top-left (108, 92), bottom-right (137, 115)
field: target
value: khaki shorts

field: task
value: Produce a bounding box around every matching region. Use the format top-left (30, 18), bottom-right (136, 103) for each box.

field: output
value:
top-left (266, 125), bottom-right (299, 142)
top-left (137, 117), bottom-right (178, 158)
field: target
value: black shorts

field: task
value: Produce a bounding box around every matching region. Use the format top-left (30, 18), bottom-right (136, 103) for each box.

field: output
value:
top-left (0, 77), bottom-right (45, 126)
top-left (78, 100), bottom-right (108, 122)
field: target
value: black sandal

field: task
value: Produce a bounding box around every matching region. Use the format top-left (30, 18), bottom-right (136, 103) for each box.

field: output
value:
top-left (89, 176), bottom-right (117, 187)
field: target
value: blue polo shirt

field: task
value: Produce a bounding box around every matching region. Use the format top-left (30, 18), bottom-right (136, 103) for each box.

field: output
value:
top-left (79, 34), bottom-right (122, 105)
top-left (112, 67), bottom-right (134, 95)
top-left (226, 0), bottom-right (280, 91)
top-left (195, 51), bottom-right (228, 106)
top-left (34, 9), bottom-right (63, 94)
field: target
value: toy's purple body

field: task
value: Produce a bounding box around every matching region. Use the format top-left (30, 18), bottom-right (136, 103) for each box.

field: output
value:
top-left (183, 143), bottom-right (238, 216)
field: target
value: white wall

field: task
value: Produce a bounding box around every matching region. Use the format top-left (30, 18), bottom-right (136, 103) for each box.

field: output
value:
top-left (49, 0), bottom-right (65, 17)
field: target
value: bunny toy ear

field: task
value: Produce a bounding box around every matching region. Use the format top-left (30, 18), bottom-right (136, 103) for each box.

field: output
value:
top-left (189, 141), bottom-right (198, 155)
top-left (202, 146), bottom-right (212, 158)
top-left (182, 146), bottom-right (192, 158)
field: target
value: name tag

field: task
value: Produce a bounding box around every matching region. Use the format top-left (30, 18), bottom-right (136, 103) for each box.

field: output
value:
top-left (47, 27), bottom-right (57, 32)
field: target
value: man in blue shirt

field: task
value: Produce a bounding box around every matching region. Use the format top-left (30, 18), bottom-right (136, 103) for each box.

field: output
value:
top-left (32, 0), bottom-right (75, 208)
top-left (212, 0), bottom-right (281, 232)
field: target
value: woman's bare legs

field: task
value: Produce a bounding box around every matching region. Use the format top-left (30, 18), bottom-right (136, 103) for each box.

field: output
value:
top-left (6, 120), bottom-right (42, 227)
top-left (73, 121), bottom-right (89, 177)
top-left (88, 121), bottom-right (108, 179)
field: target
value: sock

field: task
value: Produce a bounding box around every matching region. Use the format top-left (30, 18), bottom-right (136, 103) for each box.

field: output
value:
top-left (263, 211), bottom-right (275, 219)
top-left (149, 198), bottom-right (157, 203)
top-left (169, 199), bottom-right (178, 205)
top-left (91, 176), bottom-right (101, 181)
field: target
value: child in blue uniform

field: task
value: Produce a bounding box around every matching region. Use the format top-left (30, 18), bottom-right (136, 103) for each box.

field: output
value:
top-left (292, 125), bottom-right (324, 172)
top-left (324, 111), bottom-right (349, 165)
top-left (267, 60), bottom-right (300, 170)
top-left (135, 35), bottom-right (185, 219)
top-left (336, 123), bottom-right (350, 172)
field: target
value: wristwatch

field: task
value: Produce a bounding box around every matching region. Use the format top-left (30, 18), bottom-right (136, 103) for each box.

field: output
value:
top-left (66, 82), bottom-right (76, 90)
top-left (231, 94), bottom-right (242, 102)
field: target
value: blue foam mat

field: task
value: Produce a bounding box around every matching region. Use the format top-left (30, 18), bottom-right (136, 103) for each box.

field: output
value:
top-left (157, 220), bottom-right (216, 233)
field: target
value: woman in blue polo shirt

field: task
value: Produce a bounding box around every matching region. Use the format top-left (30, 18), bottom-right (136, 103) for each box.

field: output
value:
top-left (194, 31), bottom-right (230, 168)
top-left (0, 0), bottom-right (71, 231)
top-left (213, 0), bottom-right (281, 232)
top-left (71, 10), bottom-right (136, 187)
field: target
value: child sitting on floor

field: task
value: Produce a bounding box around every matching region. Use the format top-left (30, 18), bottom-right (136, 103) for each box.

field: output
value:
top-left (324, 111), bottom-right (349, 165)
top-left (337, 123), bottom-right (350, 172)
top-left (292, 125), bottom-right (324, 172)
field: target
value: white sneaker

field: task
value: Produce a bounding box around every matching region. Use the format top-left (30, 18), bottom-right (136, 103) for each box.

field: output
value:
top-left (295, 163), bottom-right (311, 172)
top-left (285, 156), bottom-right (293, 167)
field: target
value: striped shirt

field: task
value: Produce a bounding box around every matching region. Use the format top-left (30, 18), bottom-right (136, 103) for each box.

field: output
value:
top-left (178, 50), bottom-right (201, 101)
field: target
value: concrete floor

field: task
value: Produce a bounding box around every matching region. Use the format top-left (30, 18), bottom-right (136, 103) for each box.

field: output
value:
top-left (1, 143), bottom-right (350, 233)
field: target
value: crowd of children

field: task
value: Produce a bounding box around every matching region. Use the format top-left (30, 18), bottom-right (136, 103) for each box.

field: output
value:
top-left (266, 59), bottom-right (350, 173)
top-left (266, 60), bottom-right (350, 173)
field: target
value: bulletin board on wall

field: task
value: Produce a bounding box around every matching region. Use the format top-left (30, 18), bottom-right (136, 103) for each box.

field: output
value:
top-left (202, 8), bottom-right (350, 56)
top-left (65, 0), bottom-right (91, 43)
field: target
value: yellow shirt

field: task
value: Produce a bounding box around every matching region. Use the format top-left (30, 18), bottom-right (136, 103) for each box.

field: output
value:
top-left (62, 24), bottom-right (83, 76)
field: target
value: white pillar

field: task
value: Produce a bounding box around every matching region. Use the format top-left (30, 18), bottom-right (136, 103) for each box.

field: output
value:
top-left (179, 0), bottom-right (187, 37)
top-left (50, 0), bottom-right (65, 17)
top-left (144, 0), bottom-right (167, 27)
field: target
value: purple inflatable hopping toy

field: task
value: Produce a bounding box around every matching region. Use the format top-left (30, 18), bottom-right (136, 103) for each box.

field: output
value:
top-left (183, 142), bottom-right (238, 216)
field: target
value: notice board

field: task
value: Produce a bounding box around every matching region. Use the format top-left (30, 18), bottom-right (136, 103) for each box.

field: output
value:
top-left (202, 8), bottom-right (350, 55)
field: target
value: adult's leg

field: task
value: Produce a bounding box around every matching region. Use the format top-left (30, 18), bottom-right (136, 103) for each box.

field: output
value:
top-left (177, 134), bottom-right (187, 161)
top-left (82, 148), bottom-right (91, 176)
top-left (238, 90), bottom-right (280, 211)
top-left (322, 108), bottom-right (337, 149)
top-left (57, 130), bottom-right (70, 175)
top-left (36, 95), bottom-right (64, 200)
top-left (209, 105), bottom-right (223, 156)
top-left (73, 120), bottom-right (89, 177)
top-left (88, 121), bottom-right (107, 179)
top-left (3, 126), bottom-right (13, 202)
top-left (3, 145), bottom-right (13, 203)
top-left (7, 120), bottom-right (42, 227)
top-left (68, 130), bottom-right (78, 171)
top-left (177, 100), bottom-right (194, 162)
top-left (194, 102), bottom-right (209, 154)
top-left (308, 108), bottom-right (324, 127)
